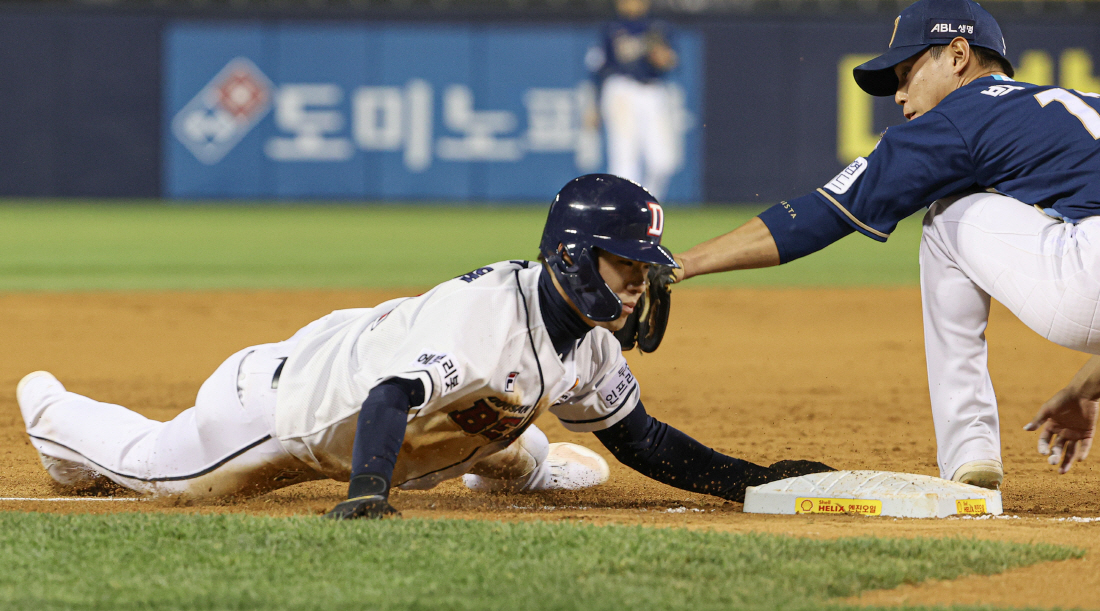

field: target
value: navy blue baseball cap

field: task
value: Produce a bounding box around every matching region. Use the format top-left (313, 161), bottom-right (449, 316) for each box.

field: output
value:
top-left (853, 0), bottom-right (1009, 96)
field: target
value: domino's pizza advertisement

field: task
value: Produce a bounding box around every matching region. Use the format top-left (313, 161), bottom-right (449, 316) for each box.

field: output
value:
top-left (164, 23), bottom-right (703, 202)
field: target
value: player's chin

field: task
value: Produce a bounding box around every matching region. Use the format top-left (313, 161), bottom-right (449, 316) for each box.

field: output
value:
top-left (603, 314), bottom-right (630, 332)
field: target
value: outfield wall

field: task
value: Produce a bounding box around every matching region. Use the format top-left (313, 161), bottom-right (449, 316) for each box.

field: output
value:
top-left (0, 6), bottom-right (1097, 203)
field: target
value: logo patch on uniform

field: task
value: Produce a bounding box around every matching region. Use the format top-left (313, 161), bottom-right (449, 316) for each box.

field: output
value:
top-left (504, 372), bottom-right (518, 393)
top-left (780, 200), bottom-right (796, 219)
top-left (981, 84), bottom-right (1024, 97)
top-left (553, 378), bottom-right (580, 405)
top-left (927, 19), bottom-right (974, 39)
top-left (414, 352), bottom-right (460, 395)
top-left (824, 157), bottom-right (868, 195)
top-left (485, 395), bottom-right (533, 415)
top-left (171, 57), bottom-right (274, 165)
top-left (448, 399), bottom-right (524, 440)
top-left (598, 360), bottom-right (637, 410)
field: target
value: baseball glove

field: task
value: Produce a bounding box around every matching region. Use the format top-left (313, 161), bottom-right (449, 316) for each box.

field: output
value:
top-left (614, 264), bottom-right (676, 353)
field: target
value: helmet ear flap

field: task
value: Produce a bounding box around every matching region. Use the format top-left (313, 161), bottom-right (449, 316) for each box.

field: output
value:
top-left (568, 247), bottom-right (622, 321)
top-left (557, 243), bottom-right (576, 269)
top-left (546, 244), bottom-right (622, 322)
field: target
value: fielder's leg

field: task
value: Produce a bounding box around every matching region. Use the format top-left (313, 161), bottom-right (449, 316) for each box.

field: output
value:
top-left (18, 344), bottom-right (321, 499)
top-left (462, 425), bottom-right (610, 492)
top-left (920, 197), bottom-right (1001, 485)
top-left (638, 82), bottom-right (679, 202)
top-left (921, 192), bottom-right (1100, 484)
top-left (601, 75), bottom-right (644, 188)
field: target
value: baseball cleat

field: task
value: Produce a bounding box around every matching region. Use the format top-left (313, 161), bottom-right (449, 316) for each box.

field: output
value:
top-left (463, 442), bottom-right (610, 492)
top-left (951, 459), bottom-right (1003, 490)
top-left (17, 371), bottom-right (64, 425)
top-left (543, 442), bottom-right (610, 490)
top-left (16, 371), bottom-right (95, 486)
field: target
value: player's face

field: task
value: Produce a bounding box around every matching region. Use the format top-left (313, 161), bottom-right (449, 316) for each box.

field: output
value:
top-left (893, 49), bottom-right (958, 121)
top-left (593, 251), bottom-right (650, 332)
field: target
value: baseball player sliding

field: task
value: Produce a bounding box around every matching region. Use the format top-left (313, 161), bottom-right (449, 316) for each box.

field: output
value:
top-left (17, 175), bottom-right (831, 518)
top-left (670, 0), bottom-right (1100, 489)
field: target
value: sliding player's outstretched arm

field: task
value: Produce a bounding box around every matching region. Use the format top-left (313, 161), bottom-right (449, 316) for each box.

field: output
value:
top-left (593, 400), bottom-right (834, 502)
top-left (326, 378), bottom-right (424, 519)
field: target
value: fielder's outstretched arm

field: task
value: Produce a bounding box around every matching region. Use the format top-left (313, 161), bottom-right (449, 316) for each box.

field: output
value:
top-left (678, 195), bottom-right (855, 281)
top-left (593, 400), bottom-right (833, 502)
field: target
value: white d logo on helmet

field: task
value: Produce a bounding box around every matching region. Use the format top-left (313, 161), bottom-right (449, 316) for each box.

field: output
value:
top-left (647, 202), bottom-right (665, 237)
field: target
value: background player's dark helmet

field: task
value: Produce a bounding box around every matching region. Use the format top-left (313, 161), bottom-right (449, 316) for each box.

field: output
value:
top-left (539, 174), bottom-right (678, 322)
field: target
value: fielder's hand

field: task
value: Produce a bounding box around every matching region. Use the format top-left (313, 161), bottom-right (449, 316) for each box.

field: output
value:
top-left (1025, 356), bottom-right (1100, 474)
top-left (1025, 390), bottom-right (1098, 474)
top-left (325, 495), bottom-right (400, 520)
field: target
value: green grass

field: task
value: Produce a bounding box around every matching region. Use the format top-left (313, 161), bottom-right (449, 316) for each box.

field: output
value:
top-left (0, 201), bottom-right (921, 291)
top-left (0, 513), bottom-right (1079, 611)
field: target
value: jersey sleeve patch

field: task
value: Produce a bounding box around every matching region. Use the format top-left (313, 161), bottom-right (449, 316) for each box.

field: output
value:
top-left (824, 157), bottom-right (868, 195)
top-left (597, 360), bottom-right (637, 412)
top-left (412, 351), bottom-right (461, 397)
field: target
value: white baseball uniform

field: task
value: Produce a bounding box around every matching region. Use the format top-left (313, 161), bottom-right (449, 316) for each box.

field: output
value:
top-left (921, 192), bottom-right (1100, 477)
top-left (21, 261), bottom-right (641, 498)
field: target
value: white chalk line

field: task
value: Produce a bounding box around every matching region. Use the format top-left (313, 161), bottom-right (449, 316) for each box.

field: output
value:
top-left (0, 497), bottom-right (145, 502)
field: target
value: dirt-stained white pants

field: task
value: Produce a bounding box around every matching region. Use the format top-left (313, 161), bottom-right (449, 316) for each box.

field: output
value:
top-left (920, 192), bottom-right (1100, 480)
top-left (21, 340), bottom-right (552, 499)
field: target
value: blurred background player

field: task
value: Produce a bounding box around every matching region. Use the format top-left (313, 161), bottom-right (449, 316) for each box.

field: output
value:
top-left (587, 0), bottom-right (680, 201)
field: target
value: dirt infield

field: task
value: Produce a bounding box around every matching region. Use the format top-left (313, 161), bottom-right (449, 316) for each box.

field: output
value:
top-left (2, 287), bottom-right (1099, 608)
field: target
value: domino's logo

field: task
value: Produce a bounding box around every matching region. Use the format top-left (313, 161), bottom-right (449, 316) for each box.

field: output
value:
top-left (172, 58), bottom-right (274, 165)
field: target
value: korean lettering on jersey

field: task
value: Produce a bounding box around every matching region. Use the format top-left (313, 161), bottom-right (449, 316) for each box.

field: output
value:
top-left (164, 24), bottom-right (703, 202)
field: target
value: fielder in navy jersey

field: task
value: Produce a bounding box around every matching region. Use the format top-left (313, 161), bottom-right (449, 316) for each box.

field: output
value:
top-left (595, 2), bottom-right (676, 85)
top-left (674, 0), bottom-right (1100, 488)
top-left (587, 0), bottom-right (680, 201)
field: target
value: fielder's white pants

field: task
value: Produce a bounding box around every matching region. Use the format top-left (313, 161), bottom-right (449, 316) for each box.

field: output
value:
top-left (21, 342), bottom-right (553, 499)
top-left (920, 192), bottom-right (1100, 480)
top-left (601, 74), bottom-right (678, 201)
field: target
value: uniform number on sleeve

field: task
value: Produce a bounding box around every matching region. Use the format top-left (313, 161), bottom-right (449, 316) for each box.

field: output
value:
top-left (1035, 88), bottom-right (1100, 140)
top-left (449, 400), bottom-right (523, 441)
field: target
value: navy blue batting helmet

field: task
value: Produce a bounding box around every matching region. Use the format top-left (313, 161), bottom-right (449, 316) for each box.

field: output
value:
top-left (539, 174), bottom-right (678, 322)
